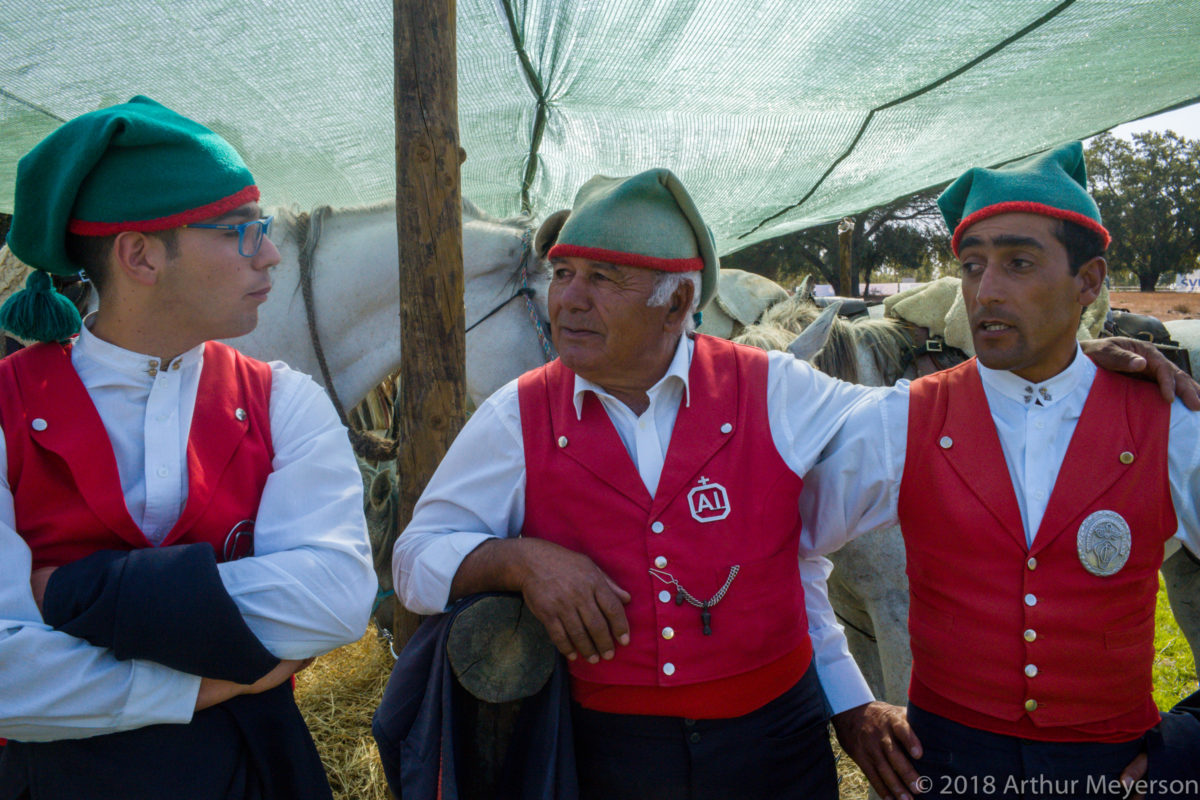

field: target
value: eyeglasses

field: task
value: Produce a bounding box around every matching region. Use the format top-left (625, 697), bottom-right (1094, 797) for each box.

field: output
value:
top-left (182, 215), bottom-right (274, 258)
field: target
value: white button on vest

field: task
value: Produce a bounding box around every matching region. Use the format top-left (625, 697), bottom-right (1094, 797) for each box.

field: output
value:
top-left (557, 436), bottom-right (568, 448)
top-left (720, 423), bottom-right (732, 434)
top-left (235, 408), bottom-right (247, 421)
top-left (651, 521), bottom-right (665, 534)
top-left (1024, 629), bottom-right (1037, 642)
top-left (662, 627), bottom-right (674, 640)
top-left (1025, 664), bottom-right (1038, 678)
top-left (939, 436), bottom-right (953, 449)
top-left (30, 418), bottom-right (47, 431)
top-left (1024, 593), bottom-right (1037, 607)
top-left (662, 662), bottom-right (676, 676)
top-left (1027, 557), bottom-right (1038, 570)
top-left (659, 590), bottom-right (671, 603)
top-left (654, 556), bottom-right (668, 569)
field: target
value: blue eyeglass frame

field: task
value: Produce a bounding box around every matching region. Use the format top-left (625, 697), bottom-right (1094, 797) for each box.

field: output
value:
top-left (182, 215), bottom-right (275, 257)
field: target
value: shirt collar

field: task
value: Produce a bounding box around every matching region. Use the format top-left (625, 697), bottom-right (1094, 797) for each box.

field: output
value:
top-left (976, 342), bottom-right (1092, 408)
top-left (571, 334), bottom-right (693, 419)
top-left (75, 314), bottom-right (206, 382)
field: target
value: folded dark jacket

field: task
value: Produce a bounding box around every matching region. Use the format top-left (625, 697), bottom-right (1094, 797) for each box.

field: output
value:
top-left (1146, 689), bottom-right (1200, 799)
top-left (0, 544), bottom-right (330, 800)
top-left (372, 592), bottom-right (578, 800)
top-left (41, 544), bottom-right (278, 683)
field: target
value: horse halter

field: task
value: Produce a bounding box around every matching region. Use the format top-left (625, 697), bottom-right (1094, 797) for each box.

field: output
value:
top-left (464, 225), bottom-right (556, 362)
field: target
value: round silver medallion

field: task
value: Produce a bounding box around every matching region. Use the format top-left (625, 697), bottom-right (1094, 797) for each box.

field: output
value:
top-left (1076, 510), bottom-right (1132, 577)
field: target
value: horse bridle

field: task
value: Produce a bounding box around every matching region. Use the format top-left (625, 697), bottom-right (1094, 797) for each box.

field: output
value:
top-left (298, 213), bottom-right (554, 462)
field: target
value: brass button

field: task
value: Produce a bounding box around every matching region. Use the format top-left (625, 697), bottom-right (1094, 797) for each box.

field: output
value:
top-left (1025, 698), bottom-right (1038, 712)
top-left (557, 436), bottom-right (568, 448)
top-left (654, 556), bottom-right (668, 569)
top-left (662, 627), bottom-right (675, 640)
top-left (939, 436), bottom-right (953, 449)
top-left (1119, 451), bottom-right (1134, 465)
top-left (1027, 557), bottom-right (1037, 570)
top-left (1024, 629), bottom-right (1037, 642)
top-left (147, 368), bottom-right (158, 377)
top-left (1025, 664), bottom-right (1038, 678)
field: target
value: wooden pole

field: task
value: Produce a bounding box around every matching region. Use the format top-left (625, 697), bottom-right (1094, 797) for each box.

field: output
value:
top-left (837, 216), bottom-right (854, 297)
top-left (393, 0), bottom-right (465, 650)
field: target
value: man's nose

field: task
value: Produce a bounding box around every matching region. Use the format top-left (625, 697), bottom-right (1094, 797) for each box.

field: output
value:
top-left (974, 261), bottom-right (1004, 305)
top-left (557, 273), bottom-right (591, 309)
top-left (255, 234), bottom-right (281, 270)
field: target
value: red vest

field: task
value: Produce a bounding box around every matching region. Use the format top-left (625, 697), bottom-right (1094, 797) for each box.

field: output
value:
top-left (899, 360), bottom-right (1174, 740)
top-left (518, 335), bottom-right (812, 717)
top-left (0, 341), bottom-right (274, 568)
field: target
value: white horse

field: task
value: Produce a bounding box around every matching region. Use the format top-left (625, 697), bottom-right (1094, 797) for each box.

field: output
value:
top-left (226, 199), bottom-right (551, 412)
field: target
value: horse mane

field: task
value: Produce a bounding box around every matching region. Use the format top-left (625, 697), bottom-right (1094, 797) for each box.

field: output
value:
top-left (735, 294), bottom-right (915, 385)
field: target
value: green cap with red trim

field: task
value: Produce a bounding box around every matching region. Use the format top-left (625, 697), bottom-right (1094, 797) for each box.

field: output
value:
top-left (937, 142), bottom-right (1110, 256)
top-left (535, 168), bottom-right (719, 310)
top-left (7, 95), bottom-right (258, 278)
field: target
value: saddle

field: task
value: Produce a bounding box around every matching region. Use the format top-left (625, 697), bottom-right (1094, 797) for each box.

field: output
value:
top-left (1103, 309), bottom-right (1192, 375)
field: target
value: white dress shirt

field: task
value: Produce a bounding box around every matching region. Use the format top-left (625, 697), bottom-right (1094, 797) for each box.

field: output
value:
top-left (0, 323), bottom-right (376, 742)
top-left (394, 335), bottom-right (883, 714)
top-left (797, 344), bottom-right (1200, 558)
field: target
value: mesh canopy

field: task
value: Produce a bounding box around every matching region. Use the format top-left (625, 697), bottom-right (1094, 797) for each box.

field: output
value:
top-left (2, 0), bottom-right (1197, 253)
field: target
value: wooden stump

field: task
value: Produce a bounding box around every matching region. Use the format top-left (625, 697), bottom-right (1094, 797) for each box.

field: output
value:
top-left (447, 594), bottom-right (557, 703)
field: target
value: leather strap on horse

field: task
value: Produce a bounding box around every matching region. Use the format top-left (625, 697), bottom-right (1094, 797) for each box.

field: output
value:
top-left (1102, 310), bottom-right (1193, 376)
top-left (900, 324), bottom-right (969, 377)
top-left (297, 206), bottom-right (400, 462)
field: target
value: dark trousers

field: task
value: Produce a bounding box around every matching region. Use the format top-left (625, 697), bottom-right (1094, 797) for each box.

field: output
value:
top-left (571, 663), bottom-right (836, 800)
top-left (907, 703), bottom-right (1146, 800)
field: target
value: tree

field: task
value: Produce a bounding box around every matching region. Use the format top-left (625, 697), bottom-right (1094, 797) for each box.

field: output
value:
top-left (1086, 131), bottom-right (1200, 291)
top-left (723, 188), bottom-right (951, 296)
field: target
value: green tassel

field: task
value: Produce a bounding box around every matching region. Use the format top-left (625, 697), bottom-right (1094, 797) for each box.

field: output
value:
top-left (0, 271), bottom-right (82, 343)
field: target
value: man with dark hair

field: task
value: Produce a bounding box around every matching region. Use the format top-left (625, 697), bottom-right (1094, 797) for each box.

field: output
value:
top-left (0, 96), bottom-right (376, 799)
top-left (801, 142), bottom-right (1200, 798)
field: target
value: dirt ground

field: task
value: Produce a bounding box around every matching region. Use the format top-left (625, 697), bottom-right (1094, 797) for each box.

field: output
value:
top-left (1108, 290), bottom-right (1200, 320)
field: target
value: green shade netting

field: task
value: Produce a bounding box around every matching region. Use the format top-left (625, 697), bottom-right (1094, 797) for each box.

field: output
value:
top-left (2, 0), bottom-right (1197, 254)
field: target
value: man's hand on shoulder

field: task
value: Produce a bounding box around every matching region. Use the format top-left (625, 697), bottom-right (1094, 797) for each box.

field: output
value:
top-left (451, 537), bottom-right (632, 663)
top-left (1082, 337), bottom-right (1200, 409)
top-left (832, 701), bottom-right (923, 800)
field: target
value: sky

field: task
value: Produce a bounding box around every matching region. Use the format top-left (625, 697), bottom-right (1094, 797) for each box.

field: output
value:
top-left (1105, 102), bottom-right (1200, 139)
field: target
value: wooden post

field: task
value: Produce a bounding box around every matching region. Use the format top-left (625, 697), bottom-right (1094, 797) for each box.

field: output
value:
top-left (837, 216), bottom-right (854, 297)
top-left (393, 0), bottom-right (465, 650)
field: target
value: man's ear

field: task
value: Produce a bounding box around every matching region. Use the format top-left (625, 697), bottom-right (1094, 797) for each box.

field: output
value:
top-left (111, 231), bottom-right (170, 287)
top-left (1076, 255), bottom-right (1107, 308)
top-left (664, 277), bottom-right (695, 331)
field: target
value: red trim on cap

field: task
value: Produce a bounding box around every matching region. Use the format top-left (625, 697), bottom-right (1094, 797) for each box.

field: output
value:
top-left (952, 201), bottom-right (1111, 255)
top-left (66, 185), bottom-right (261, 236)
top-left (548, 243), bottom-right (704, 273)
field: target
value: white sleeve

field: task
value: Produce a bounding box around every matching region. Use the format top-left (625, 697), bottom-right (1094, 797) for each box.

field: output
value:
top-left (801, 555), bottom-right (874, 713)
top-left (392, 380), bottom-right (527, 615)
top-left (795, 380), bottom-right (909, 556)
top-left (0, 427), bottom-right (201, 742)
top-left (215, 363), bottom-right (376, 659)
top-left (1169, 399), bottom-right (1200, 558)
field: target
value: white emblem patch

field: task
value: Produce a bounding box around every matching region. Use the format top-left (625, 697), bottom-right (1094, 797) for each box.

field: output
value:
top-left (688, 477), bottom-right (731, 523)
top-left (1076, 510), bottom-right (1132, 577)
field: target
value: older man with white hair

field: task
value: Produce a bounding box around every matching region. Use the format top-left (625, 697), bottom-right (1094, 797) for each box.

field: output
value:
top-left (390, 167), bottom-right (922, 800)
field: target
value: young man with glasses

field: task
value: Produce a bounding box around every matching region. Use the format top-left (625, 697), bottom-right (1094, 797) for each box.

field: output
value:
top-left (0, 96), bottom-right (376, 799)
